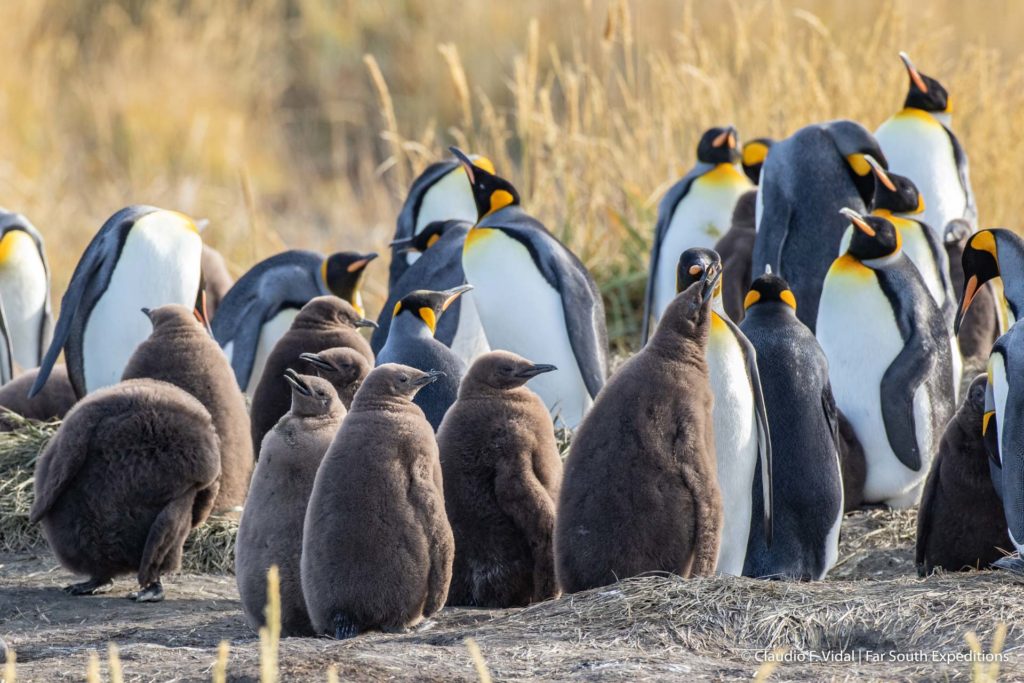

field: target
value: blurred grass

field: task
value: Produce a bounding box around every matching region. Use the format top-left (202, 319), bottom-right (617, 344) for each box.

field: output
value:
top-left (3, 0), bottom-right (1024, 350)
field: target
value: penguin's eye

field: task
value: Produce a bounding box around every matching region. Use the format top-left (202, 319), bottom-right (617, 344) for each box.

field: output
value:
top-left (399, 375), bottom-right (409, 383)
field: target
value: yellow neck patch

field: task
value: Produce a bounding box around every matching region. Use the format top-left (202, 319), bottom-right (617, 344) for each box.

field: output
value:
top-left (702, 163), bottom-right (750, 188)
top-left (486, 190), bottom-right (515, 216)
top-left (464, 226), bottom-right (497, 250)
top-left (832, 253), bottom-right (872, 277)
top-left (0, 230), bottom-right (34, 264)
top-left (418, 307), bottom-right (437, 333)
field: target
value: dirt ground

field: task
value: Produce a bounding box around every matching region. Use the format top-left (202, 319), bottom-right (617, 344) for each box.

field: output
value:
top-left (2, 508), bottom-right (1023, 682)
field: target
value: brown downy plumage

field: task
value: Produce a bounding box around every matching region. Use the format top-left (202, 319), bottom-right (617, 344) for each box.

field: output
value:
top-left (249, 296), bottom-right (375, 459)
top-left (301, 363), bottom-right (453, 639)
top-left (299, 346), bottom-right (371, 410)
top-left (236, 372), bottom-right (344, 636)
top-left (555, 276), bottom-right (723, 593)
top-left (439, 351), bottom-right (562, 608)
top-left (714, 190), bottom-right (758, 323)
top-left (0, 365), bottom-right (76, 428)
top-left (916, 374), bottom-right (1011, 576)
top-left (202, 245), bottom-right (234, 319)
top-left (29, 379), bottom-right (221, 602)
top-left (122, 305), bottom-right (253, 511)
top-left (838, 409), bottom-right (867, 512)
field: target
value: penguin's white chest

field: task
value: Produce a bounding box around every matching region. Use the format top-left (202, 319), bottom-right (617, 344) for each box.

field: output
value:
top-left (0, 230), bottom-right (48, 368)
top-left (989, 353), bottom-right (1023, 553)
top-left (82, 217), bottom-right (202, 394)
top-left (449, 294), bottom-right (491, 365)
top-left (244, 307), bottom-right (300, 396)
top-left (409, 170), bottom-right (478, 266)
top-left (706, 315), bottom-right (757, 576)
top-left (463, 229), bottom-right (592, 428)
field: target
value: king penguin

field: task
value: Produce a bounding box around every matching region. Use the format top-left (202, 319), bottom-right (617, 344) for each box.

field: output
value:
top-left (817, 208), bottom-right (955, 507)
top-left (212, 249), bottom-right (377, 394)
top-left (740, 138), bottom-right (774, 185)
top-left (0, 210), bottom-right (51, 370)
top-left (641, 126), bottom-right (753, 342)
top-left (671, 248), bottom-right (772, 575)
top-left (752, 120), bottom-right (887, 331)
top-left (30, 206), bottom-right (204, 399)
top-left (374, 220), bottom-right (489, 364)
top-left (875, 52), bottom-right (975, 235)
top-left (452, 147), bottom-right (608, 429)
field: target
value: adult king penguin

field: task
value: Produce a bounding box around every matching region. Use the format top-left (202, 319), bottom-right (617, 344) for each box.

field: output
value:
top-left (452, 147), bottom-right (608, 429)
top-left (0, 209), bottom-right (52, 369)
top-left (212, 249), bottom-right (377, 394)
top-left (641, 126), bottom-right (753, 342)
top-left (673, 248), bottom-right (772, 576)
top-left (875, 52), bottom-right (975, 234)
top-left (817, 209), bottom-right (955, 507)
top-left (752, 120), bottom-right (887, 331)
top-left (31, 206), bottom-right (204, 399)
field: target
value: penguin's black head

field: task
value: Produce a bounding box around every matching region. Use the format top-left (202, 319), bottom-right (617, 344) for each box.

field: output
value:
top-left (675, 248), bottom-right (722, 298)
top-left (744, 269), bottom-right (798, 314)
top-left (841, 208), bottom-right (901, 261)
top-left (450, 146), bottom-right (520, 221)
top-left (391, 285), bottom-right (473, 336)
top-left (826, 120), bottom-right (888, 205)
top-left (300, 347), bottom-right (371, 389)
top-left (322, 251), bottom-right (378, 313)
top-left (900, 52), bottom-right (951, 114)
top-left (357, 363), bottom-right (444, 402)
top-left (283, 370), bottom-right (341, 417)
top-left (741, 138), bottom-right (773, 185)
top-left (955, 230), bottom-right (1001, 334)
top-left (696, 126), bottom-right (741, 165)
top-left (866, 156), bottom-right (923, 215)
top-left (465, 350), bottom-right (557, 391)
top-left (391, 220), bottom-right (470, 254)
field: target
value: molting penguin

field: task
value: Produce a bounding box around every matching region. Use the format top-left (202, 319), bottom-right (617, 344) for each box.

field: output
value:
top-left (374, 220), bottom-right (489, 364)
top-left (438, 351), bottom-right (562, 607)
top-left (741, 138), bottom-right (774, 186)
top-left (641, 126), bottom-right (753, 341)
top-left (0, 210), bottom-right (52, 369)
top-left (916, 374), bottom-right (1011, 575)
top-left (816, 208), bottom-right (955, 507)
top-left (299, 346), bottom-right (371, 410)
top-left (249, 296), bottom-right (375, 459)
top-left (453, 147), bottom-right (608, 429)
top-left (212, 249), bottom-right (376, 394)
top-left (740, 271), bottom-right (843, 580)
top-left (946, 219), bottom-right (1000, 374)
top-left (376, 286), bottom-right (472, 431)
top-left (236, 372), bottom-right (344, 636)
top-left (301, 364), bottom-right (453, 638)
top-left (30, 206), bottom-right (204, 399)
top-left (555, 274), bottom-right (722, 592)
top-left (29, 378), bottom-right (221, 601)
top-left (752, 120), bottom-right (887, 331)
top-left (714, 191), bottom-right (758, 323)
top-left (122, 305), bottom-right (253, 511)
top-left (672, 248), bottom-right (772, 576)
top-left (875, 52), bottom-right (975, 234)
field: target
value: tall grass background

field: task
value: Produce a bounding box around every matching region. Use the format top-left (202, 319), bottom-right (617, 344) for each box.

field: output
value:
top-left (2, 0), bottom-right (1024, 349)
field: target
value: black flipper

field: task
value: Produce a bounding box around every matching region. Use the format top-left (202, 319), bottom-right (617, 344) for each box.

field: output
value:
top-left (947, 126), bottom-right (977, 228)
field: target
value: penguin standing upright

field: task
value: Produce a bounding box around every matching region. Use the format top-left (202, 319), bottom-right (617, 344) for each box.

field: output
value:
top-left (945, 219), bottom-right (1000, 373)
top-left (452, 147), bottom-right (608, 429)
top-left (817, 209), bottom-right (955, 507)
top-left (641, 126), bottom-right (753, 341)
top-left (0, 210), bottom-right (51, 369)
top-left (30, 206), bottom-right (204, 399)
top-left (752, 120), bottom-right (887, 331)
top-left (212, 250), bottom-right (377, 394)
top-left (672, 248), bottom-right (772, 576)
top-left (875, 52), bottom-right (974, 235)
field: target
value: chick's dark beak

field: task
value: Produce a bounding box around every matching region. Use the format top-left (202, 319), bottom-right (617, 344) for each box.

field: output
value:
top-left (413, 370), bottom-right (445, 387)
top-left (355, 318), bottom-right (379, 329)
top-left (283, 368), bottom-right (311, 396)
top-left (515, 364), bottom-right (557, 379)
top-left (701, 264), bottom-right (722, 304)
top-left (299, 352), bottom-right (334, 372)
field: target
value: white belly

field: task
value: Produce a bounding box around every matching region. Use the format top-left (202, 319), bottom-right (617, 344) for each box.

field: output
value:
top-left (243, 308), bottom-right (299, 396)
top-left (820, 474), bottom-right (844, 578)
top-left (449, 294), bottom-right (490, 365)
top-left (0, 231), bottom-right (48, 368)
top-left (463, 229), bottom-right (593, 428)
top-left (83, 213), bottom-right (202, 394)
top-left (707, 316), bottom-right (758, 576)
top-left (408, 170), bottom-right (478, 267)
top-left (991, 354), bottom-right (1009, 466)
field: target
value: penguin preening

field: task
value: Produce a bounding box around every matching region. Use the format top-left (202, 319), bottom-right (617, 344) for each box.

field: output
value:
top-left (30, 206), bottom-right (204, 399)
top-left (752, 120), bottom-right (887, 331)
top-left (673, 248), bottom-right (772, 576)
top-left (740, 271), bottom-right (843, 580)
top-left (817, 208), bottom-right (955, 508)
top-left (374, 220), bottom-right (489, 364)
top-left (212, 249), bottom-right (377, 394)
top-left (376, 286), bottom-right (472, 431)
top-left (641, 126), bottom-right (753, 342)
top-left (453, 147), bottom-right (608, 429)
top-left (0, 209), bottom-right (52, 370)
top-left (875, 52), bottom-right (975, 235)
top-left (714, 191), bottom-right (758, 323)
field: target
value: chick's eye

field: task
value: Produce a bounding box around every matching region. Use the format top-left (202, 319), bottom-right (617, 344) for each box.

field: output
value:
top-left (399, 375), bottom-right (408, 383)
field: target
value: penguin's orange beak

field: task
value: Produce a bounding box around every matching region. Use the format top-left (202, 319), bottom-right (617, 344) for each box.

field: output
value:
top-left (865, 156), bottom-right (897, 192)
top-left (955, 275), bottom-right (980, 334)
top-left (899, 51), bottom-right (928, 93)
top-left (840, 207), bottom-right (875, 237)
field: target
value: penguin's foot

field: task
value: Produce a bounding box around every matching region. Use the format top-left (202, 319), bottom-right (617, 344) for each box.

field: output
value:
top-left (413, 619), bottom-right (436, 633)
top-left (992, 555), bottom-right (1024, 574)
top-left (128, 581), bottom-right (165, 603)
top-left (64, 578), bottom-right (113, 596)
top-left (332, 613), bottom-right (360, 640)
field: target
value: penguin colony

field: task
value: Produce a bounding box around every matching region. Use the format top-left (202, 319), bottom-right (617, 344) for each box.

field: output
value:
top-left (9, 52), bottom-right (1019, 632)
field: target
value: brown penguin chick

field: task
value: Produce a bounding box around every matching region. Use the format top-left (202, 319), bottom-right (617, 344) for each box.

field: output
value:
top-left (300, 363), bottom-right (453, 639)
top-left (299, 346), bottom-right (371, 410)
top-left (945, 219), bottom-right (999, 377)
top-left (439, 351), bottom-right (562, 608)
top-left (29, 379), bottom-right (221, 602)
top-left (249, 296), bottom-right (375, 459)
top-left (916, 374), bottom-right (1011, 576)
top-left (838, 408), bottom-right (867, 512)
top-left (0, 365), bottom-right (76, 428)
top-left (555, 275), bottom-right (723, 593)
top-left (122, 305), bottom-right (253, 511)
top-left (714, 190), bottom-right (757, 323)
top-left (236, 372), bottom-right (344, 636)
top-left (202, 245), bottom-right (234, 319)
